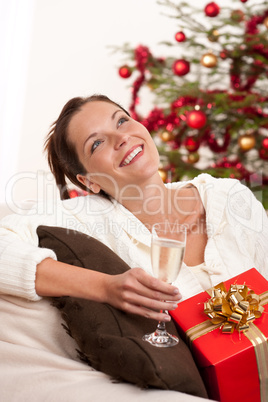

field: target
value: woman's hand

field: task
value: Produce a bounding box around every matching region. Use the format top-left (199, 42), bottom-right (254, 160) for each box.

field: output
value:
top-left (36, 259), bottom-right (181, 322)
top-left (102, 268), bottom-right (182, 322)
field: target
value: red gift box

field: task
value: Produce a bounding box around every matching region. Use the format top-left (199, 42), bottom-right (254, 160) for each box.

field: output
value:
top-left (170, 268), bottom-right (268, 402)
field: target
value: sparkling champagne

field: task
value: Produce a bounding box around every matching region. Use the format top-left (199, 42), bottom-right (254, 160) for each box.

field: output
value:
top-left (143, 223), bottom-right (186, 347)
top-left (151, 238), bottom-right (185, 283)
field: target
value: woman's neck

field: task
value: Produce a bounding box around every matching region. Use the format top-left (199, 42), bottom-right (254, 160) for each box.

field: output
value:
top-left (116, 174), bottom-right (166, 215)
top-left (119, 179), bottom-right (202, 232)
top-left (119, 180), bottom-right (208, 267)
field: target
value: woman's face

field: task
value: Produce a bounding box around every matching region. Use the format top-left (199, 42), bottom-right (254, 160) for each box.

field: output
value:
top-left (68, 101), bottom-right (160, 198)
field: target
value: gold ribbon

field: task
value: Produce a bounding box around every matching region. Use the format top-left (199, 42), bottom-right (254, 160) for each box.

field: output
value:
top-left (244, 323), bottom-right (268, 401)
top-left (184, 288), bottom-right (268, 402)
top-left (204, 282), bottom-right (265, 334)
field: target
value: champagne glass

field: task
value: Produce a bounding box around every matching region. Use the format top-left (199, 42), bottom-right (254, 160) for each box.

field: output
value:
top-left (142, 222), bottom-right (186, 347)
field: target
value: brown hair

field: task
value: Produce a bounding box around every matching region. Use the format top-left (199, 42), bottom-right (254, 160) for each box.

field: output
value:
top-left (44, 94), bottom-right (130, 200)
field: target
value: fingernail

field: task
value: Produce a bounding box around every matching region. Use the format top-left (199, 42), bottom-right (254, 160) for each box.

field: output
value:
top-left (164, 315), bottom-right (171, 322)
top-left (172, 304), bottom-right (178, 309)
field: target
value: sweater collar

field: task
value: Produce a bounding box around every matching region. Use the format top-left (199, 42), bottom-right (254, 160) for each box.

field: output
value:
top-left (109, 173), bottom-right (235, 246)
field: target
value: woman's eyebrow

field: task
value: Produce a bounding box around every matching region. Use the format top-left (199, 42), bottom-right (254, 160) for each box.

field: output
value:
top-left (83, 109), bottom-right (123, 154)
top-left (111, 109), bottom-right (123, 120)
top-left (83, 133), bottom-right (97, 154)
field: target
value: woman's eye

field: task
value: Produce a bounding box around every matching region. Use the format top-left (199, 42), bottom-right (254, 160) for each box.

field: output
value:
top-left (91, 139), bottom-right (102, 153)
top-left (118, 117), bottom-right (128, 127)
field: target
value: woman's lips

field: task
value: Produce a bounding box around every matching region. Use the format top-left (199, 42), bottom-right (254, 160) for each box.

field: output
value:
top-left (120, 145), bottom-right (143, 167)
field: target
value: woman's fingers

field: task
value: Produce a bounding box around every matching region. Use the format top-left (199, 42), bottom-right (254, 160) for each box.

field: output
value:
top-left (106, 268), bottom-right (182, 320)
top-left (125, 304), bottom-right (173, 322)
top-left (121, 268), bottom-right (182, 302)
top-left (120, 289), bottom-right (179, 313)
top-left (133, 268), bottom-right (179, 295)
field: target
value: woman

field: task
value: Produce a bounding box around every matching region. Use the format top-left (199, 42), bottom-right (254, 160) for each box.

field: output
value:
top-left (1, 93), bottom-right (268, 307)
top-left (0, 94), bottom-right (267, 401)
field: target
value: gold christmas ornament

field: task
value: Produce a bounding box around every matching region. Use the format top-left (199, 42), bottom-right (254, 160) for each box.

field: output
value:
top-left (158, 168), bottom-right (167, 182)
top-left (187, 152), bottom-right (200, 164)
top-left (230, 9), bottom-right (245, 22)
top-left (160, 131), bottom-right (175, 142)
top-left (208, 29), bottom-right (219, 42)
top-left (238, 133), bottom-right (256, 152)
top-left (201, 52), bottom-right (218, 68)
top-left (264, 17), bottom-right (268, 29)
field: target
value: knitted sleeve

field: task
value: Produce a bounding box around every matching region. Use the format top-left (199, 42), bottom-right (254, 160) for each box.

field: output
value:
top-left (0, 194), bottom-right (112, 301)
top-left (0, 212), bottom-right (57, 301)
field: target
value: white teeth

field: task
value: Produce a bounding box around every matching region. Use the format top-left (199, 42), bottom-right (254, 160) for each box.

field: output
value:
top-left (122, 146), bottom-right (142, 166)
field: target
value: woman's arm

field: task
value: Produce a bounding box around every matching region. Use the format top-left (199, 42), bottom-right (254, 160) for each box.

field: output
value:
top-left (36, 258), bottom-right (181, 321)
top-left (0, 199), bottom-right (182, 320)
top-left (0, 227), bottom-right (56, 300)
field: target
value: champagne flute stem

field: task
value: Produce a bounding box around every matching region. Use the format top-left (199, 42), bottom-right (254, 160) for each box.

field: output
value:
top-left (156, 321), bottom-right (166, 332)
top-left (156, 309), bottom-right (169, 332)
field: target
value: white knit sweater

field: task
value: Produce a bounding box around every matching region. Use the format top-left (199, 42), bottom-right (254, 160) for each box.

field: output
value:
top-left (0, 173), bottom-right (267, 401)
top-left (0, 173), bottom-right (267, 301)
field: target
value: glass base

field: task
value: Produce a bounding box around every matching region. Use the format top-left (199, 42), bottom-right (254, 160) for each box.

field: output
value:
top-left (142, 329), bottom-right (179, 348)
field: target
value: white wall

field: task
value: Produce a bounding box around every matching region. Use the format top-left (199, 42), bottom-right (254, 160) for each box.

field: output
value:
top-left (0, 0), bottom-right (35, 207)
top-left (1, 0), bottom-right (233, 210)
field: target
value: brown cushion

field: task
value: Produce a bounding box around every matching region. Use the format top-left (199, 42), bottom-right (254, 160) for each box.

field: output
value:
top-left (37, 225), bottom-right (208, 398)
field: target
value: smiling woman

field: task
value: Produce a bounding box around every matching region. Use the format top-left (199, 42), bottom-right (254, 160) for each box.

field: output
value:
top-left (0, 93), bottom-right (268, 401)
top-left (45, 95), bottom-right (160, 202)
top-left (35, 92), bottom-right (268, 275)
top-left (66, 99), bottom-right (160, 200)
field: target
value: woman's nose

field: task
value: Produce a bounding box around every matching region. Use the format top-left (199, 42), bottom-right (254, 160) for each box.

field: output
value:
top-left (114, 133), bottom-right (130, 150)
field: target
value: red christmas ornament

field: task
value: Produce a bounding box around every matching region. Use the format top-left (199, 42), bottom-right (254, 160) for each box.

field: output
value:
top-left (170, 137), bottom-right (182, 149)
top-left (240, 0), bottom-right (248, 3)
top-left (220, 50), bottom-right (228, 59)
top-left (118, 65), bottom-right (132, 79)
top-left (185, 136), bottom-right (200, 152)
top-left (175, 31), bottom-right (186, 42)
top-left (68, 189), bottom-right (88, 198)
top-left (69, 189), bottom-right (79, 198)
top-left (204, 2), bottom-right (220, 17)
top-left (207, 130), bottom-right (231, 153)
top-left (186, 110), bottom-right (207, 129)
top-left (173, 59), bottom-right (190, 76)
top-left (259, 148), bottom-right (268, 160)
top-left (262, 137), bottom-right (268, 149)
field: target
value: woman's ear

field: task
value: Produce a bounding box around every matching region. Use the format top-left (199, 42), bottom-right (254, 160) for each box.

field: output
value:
top-left (90, 183), bottom-right (101, 194)
top-left (76, 174), bottom-right (101, 194)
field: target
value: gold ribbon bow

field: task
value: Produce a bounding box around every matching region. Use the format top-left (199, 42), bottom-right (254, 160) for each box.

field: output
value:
top-left (204, 282), bottom-right (264, 333)
top-left (184, 282), bottom-right (268, 401)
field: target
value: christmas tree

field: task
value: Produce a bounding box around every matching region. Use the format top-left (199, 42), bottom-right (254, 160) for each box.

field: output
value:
top-left (116, 0), bottom-right (268, 209)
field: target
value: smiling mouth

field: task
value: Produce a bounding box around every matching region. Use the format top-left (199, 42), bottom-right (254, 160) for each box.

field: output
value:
top-left (120, 145), bottom-right (143, 167)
